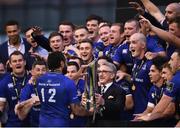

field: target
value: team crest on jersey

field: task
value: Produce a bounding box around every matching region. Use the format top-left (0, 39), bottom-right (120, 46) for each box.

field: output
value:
top-left (77, 90), bottom-right (82, 97)
top-left (151, 93), bottom-right (155, 98)
top-left (47, 80), bottom-right (52, 83)
top-left (105, 51), bottom-right (110, 56)
top-left (8, 83), bottom-right (14, 88)
top-left (166, 82), bottom-right (174, 92)
top-left (12, 96), bottom-right (17, 100)
top-left (122, 49), bottom-right (128, 54)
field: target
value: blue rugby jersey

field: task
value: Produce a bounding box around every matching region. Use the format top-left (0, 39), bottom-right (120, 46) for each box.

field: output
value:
top-left (37, 72), bottom-right (79, 127)
top-left (20, 82), bottom-right (40, 127)
top-left (164, 70), bottom-right (180, 115)
top-left (131, 58), bottom-right (152, 114)
top-left (0, 73), bottom-right (30, 126)
top-left (148, 84), bottom-right (167, 108)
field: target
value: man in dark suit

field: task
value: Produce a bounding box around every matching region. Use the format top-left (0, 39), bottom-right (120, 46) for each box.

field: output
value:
top-left (85, 61), bottom-right (126, 126)
top-left (0, 20), bottom-right (31, 67)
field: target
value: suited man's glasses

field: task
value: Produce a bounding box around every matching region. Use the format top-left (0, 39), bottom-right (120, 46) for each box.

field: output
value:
top-left (97, 70), bottom-right (113, 74)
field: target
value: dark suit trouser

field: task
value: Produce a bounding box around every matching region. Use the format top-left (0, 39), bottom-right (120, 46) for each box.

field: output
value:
top-left (86, 117), bottom-right (178, 127)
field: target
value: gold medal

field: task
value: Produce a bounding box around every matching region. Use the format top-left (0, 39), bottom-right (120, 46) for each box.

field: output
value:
top-left (70, 113), bottom-right (74, 119)
top-left (132, 84), bottom-right (136, 91)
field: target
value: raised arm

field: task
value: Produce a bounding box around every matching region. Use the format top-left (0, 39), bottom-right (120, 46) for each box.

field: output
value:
top-left (31, 26), bottom-right (52, 51)
top-left (140, 17), bottom-right (180, 48)
top-left (150, 25), bottom-right (180, 48)
top-left (140, 0), bottom-right (165, 23)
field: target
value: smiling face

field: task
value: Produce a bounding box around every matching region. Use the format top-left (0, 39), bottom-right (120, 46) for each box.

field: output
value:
top-left (9, 54), bottom-right (26, 76)
top-left (59, 25), bottom-right (74, 46)
top-left (86, 20), bottom-right (99, 40)
top-left (99, 25), bottom-right (110, 46)
top-left (124, 21), bottom-right (139, 41)
top-left (74, 28), bottom-right (89, 44)
top-left (31, 64), bottom-right (47, 79)
top-left (6, 25), bottom-right (20, 45)
top-left (49, 35), bottom-right (64, 52)
top-left (168, 22), bottom-right (180, 37)
top-left (67, 65), bottom-right (78, 81)
top-left (98, 64), bottom-right (115, 85)
top-left (25, 29), bottom-right (37, 47)
top-left (165, 3), bottom-right (180, 23)
top-left (109, 25), bottom-right (121, 45)
top-left (162, 67), bottom-right (173, 82)
top-left (129, 33), bottom-right (146, 59)
top-left (79, 42), bottom-right (93, 63)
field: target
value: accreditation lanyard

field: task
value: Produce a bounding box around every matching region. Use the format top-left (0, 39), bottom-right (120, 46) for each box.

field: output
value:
top-left (11, 73), bottom-right (27, 101)
top-left (32, 80), bottom-right (39, 97)
top-left (132, 58), bottom-right (146, 81)
top-left (154, 85), bottom-right (164, 105)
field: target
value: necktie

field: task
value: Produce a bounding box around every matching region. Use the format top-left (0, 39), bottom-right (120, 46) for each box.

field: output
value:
top-left (101, 86), bottom-right (106, 95)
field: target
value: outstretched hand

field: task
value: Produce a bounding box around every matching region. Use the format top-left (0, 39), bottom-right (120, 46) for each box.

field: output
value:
top-left (32, 26), bottom-right (43, 36)
top-left (129, 2), bottom-right (145, 15)
top-left (136, 113), bottom-right (151, 121)
top-left (139, 16), bottom-right (153, 30)
top-left (132, 113), bottom-right (145, 121)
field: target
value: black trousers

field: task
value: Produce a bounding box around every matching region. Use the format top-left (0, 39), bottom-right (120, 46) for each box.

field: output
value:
top-left (86, 117), bottom-right (178, 127)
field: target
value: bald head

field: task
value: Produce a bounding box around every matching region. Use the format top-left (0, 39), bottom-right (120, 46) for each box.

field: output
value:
top-left (165, 3), bottom-right (180, 22)
top-left (130, 33), bottom-right (146, 45)
top-left (168, 3), bottom-right (180, 14)
top-left (129, 33), bottom-right (147, 58)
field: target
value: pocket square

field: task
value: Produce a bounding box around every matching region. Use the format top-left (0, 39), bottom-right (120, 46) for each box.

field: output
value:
top-left (108, 96), bottom-right (114, 99)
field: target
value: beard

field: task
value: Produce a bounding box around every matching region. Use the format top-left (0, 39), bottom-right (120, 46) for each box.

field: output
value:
top-left (9, 35), bottom-right (20, 45)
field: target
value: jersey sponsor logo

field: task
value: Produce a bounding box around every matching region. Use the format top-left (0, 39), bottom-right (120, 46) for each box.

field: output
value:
top-left (122, 49), bottom-right (128, 54)
top-left (47, 80), bottom-right (52, 83)
top-left (39, 83), bottom-right (46, 86)
top-left (166, 82), bottom-right (174, 92)
top-left (39, 82), bottom-right (60, 86)
top-left (48, 83), bottom-right (61, 86)
top-left (8, 83), bottom-right (14, 88)
top-left (135, 78), bottom-right (144, 82)
top-left (11, 96), bottom-right (17, 100)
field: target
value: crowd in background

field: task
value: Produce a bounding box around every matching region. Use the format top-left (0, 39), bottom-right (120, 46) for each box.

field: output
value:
top-left (0, 0), bottom-right (180, 127)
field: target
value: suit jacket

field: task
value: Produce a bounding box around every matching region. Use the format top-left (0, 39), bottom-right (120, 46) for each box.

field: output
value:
top-left (0, 38), bottom-right (31, 65)
top-left (32, 34), bottom-right (52, 52)
top-left (93, 82), bottom-right (126, 126)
